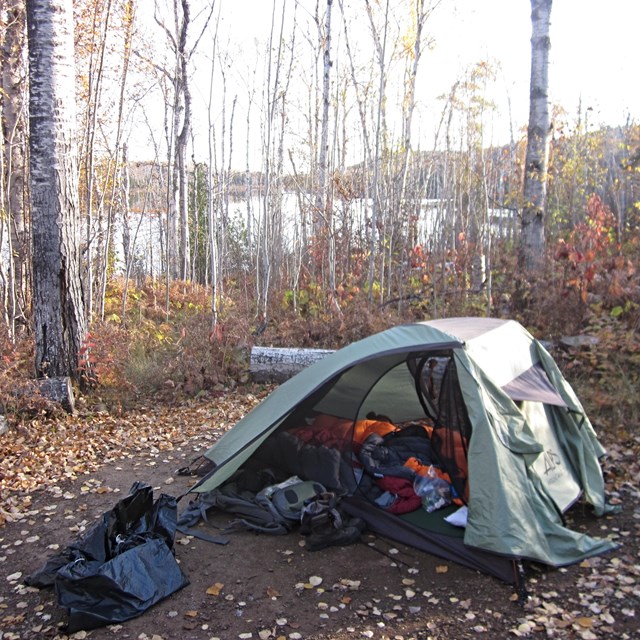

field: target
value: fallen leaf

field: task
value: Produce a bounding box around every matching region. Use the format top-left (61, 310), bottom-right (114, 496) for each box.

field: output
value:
top-left (206, 582), bottom-right (224, 596)
top-left (576, 617), bottom-right (593, 628)
top-left (435, 565), bottom-right (448, 574)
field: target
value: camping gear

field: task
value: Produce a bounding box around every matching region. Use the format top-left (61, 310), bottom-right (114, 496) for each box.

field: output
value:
top-left (414, 467), bottom-right (453, 513)
top-left (270, 478), bottom-right (328, 520)
top-left (177, 470), bottom-right (327, 539)
top-left (299, 491), bottom-right (366, 551)
top-left (187, 318), bottom-right (618, 583)
top-left (26, 482), bottom-right (188, 632)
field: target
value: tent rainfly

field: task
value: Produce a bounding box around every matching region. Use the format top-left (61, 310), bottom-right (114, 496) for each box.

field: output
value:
top-left (189, 318), bottom-right (618, 583)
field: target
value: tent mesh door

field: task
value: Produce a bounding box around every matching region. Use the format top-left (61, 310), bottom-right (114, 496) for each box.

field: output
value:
top-left (431, 359), bottom-right (471, 503)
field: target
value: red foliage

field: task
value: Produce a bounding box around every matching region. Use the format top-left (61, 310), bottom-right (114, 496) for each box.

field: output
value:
top-left (554, 195), bottom-right (620, 303)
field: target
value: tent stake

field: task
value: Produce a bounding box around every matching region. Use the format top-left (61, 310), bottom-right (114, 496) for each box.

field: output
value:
top-left (514, 560), bottom-right (529, 605)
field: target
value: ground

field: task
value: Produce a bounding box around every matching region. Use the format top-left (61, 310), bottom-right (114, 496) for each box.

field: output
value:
top-left (0, 392), bottom-right (639, 640)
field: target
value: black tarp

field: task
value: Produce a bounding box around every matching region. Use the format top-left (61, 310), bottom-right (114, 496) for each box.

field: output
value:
top-left (26, 482), bottom-right (189, 632)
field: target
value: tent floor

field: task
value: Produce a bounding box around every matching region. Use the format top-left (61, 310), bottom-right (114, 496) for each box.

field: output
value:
top-left (343, 496), bottom-right (517, 584)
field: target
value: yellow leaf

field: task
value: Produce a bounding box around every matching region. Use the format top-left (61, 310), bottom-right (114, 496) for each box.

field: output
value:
top-left (435, 565), bottom-right (449, 574)
top-left (184, 610), bottom-right (198, 617)
top-left (206, 583), bottom-right (224, 596)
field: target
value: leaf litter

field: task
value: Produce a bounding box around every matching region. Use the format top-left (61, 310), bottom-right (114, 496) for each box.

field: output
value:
top-left (0, 391), bottom-right (638, 639)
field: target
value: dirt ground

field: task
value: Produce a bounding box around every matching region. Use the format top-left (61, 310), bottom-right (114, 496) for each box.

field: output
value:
top-left (1, 400), bottom-right (639, 640)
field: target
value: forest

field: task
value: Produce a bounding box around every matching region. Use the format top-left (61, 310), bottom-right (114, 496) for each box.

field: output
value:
top-left (1, 2), bottom-right (640, 638)
top-left (0, 2), bottom-right (638, 446)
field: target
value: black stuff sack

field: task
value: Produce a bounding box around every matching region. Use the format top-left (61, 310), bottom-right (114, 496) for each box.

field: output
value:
top-left (26, 481), bottom-right (189, 632)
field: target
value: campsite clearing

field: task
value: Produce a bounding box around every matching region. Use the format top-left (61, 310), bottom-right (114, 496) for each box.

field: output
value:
top-left (1, 394), bottom-right (639, 640)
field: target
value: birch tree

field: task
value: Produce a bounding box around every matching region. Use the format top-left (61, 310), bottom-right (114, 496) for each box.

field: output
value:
top-left (76, 0), bottom-right (113, 321)
top-left (26, 0), bottom-right (87, 380)
top-left (154, 0), bottom-right (214, 284)
top-left (364, 0), bottom-right (390, 304)
top-left (1, 0), bottom-right (29, 336)
top-left (519, 0), bottom-right (552, 274)
top-left (256, 0), bottom-right (295, 322)
top-left (315, 0), bottom-right (332, 241)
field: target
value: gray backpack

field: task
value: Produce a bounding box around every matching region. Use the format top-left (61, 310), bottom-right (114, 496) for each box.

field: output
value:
top-left (177, 471), bottom-right (325, 542)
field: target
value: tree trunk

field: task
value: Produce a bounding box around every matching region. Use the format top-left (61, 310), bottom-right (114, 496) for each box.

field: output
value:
top-left (13, 376), bottom-right (75, 413)
top-left (519, 0), bottom-right (552, 274)
top-left (26, 0), bottom-right (87, 381)
top-left (33, 376), bottom-right (75, 413)
top-left (365, 0), bottom-right (390, 305)
top-left (1, 0), bottom-right (29, 336)
top-left (315, 0), bottom-right (333, 238)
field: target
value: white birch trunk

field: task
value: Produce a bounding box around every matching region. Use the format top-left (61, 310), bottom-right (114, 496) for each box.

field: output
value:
top-left (315, 0), bottom-right (333, 237)
top-left (1, 0), bottom-right (29, 335)
top-left (176, 0), bottom-right (191, 282)
top-left (519, 0), bottom-right (552, 273)
top-left (26, 0), bottom-right (87, 379)
top-left (250, 346), bottom-right (334, 383)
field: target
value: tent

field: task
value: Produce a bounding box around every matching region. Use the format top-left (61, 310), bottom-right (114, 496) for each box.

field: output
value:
top-left (189, 318), bottom-right (617, 583)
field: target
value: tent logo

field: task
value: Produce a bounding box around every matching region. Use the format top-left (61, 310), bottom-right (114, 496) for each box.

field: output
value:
top-left (542, 449), bottom-right (562, 475)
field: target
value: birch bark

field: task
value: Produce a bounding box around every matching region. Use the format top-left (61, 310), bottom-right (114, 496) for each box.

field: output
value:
top-left (1, 0), bottom-right (29, 335)
top-left (26, 0), bottom-right (87, 379)
top-left (519, 0), bottom-right (552, 273)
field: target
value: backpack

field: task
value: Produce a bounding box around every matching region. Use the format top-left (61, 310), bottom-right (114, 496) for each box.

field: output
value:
top-left (177, 470), bottom-right (325, 541)
top-left (270, 479), bottom-right (326, 521)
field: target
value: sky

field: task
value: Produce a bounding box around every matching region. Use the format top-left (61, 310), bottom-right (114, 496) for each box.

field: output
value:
top-left (443, 0), bottom-right (638, 130)
top-left (220, 0), bottom-right (638, 122)
top-left (133, 0), bottom-right (639, 167)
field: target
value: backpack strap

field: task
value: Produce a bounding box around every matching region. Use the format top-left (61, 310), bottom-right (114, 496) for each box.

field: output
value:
top-left (219, 492), bottom-right (291, 535)
top-left (176, 479), bottom-right (292, 541)
top-left (176, 494), bottom-right (230, 545)
top-left (176, 455), bottom-right (216, 477)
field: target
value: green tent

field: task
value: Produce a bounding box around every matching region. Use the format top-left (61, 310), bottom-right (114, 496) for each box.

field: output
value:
top-left (190, 318), bottom-right (617, 583)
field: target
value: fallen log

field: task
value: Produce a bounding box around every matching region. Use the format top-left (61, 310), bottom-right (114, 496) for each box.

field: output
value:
top-left (15, 376), bottom-right (76, 413)
top-left (250, 346), bottom-right (334, 383)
